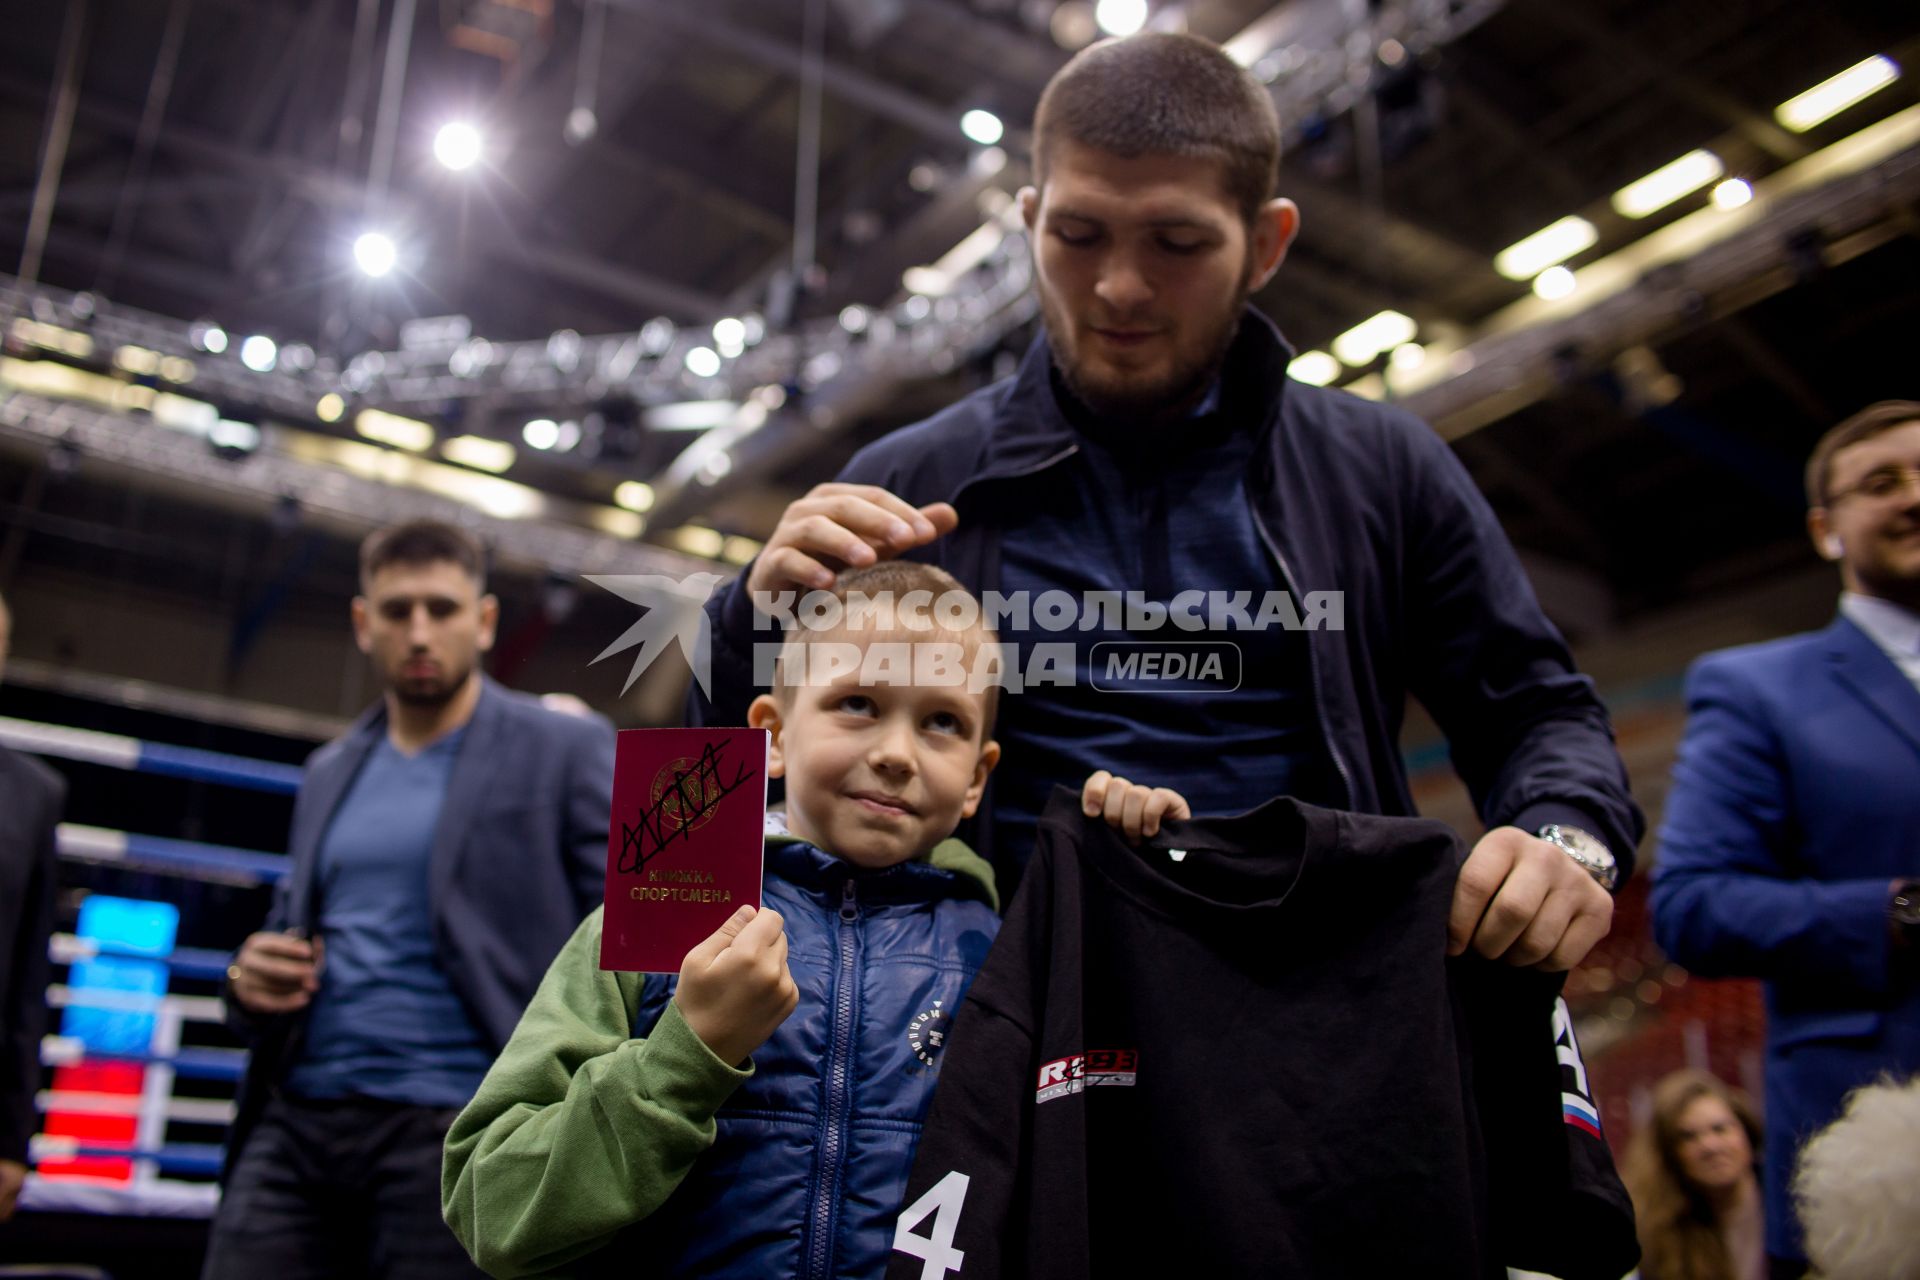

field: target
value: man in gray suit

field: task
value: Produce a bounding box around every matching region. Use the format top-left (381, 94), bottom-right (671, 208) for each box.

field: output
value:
top-left (0, 591), bottom-right (64, 1222)
top-left (204, 521), bottom-right (614, 1279)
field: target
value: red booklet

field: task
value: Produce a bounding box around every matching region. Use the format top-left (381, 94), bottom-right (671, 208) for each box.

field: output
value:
top-left (599, 727), bottom-right (769, 973)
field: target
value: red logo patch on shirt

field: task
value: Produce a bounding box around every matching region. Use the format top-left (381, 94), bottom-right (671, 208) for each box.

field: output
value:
top-left (1035, 1049), bottom-right (1138, 1103)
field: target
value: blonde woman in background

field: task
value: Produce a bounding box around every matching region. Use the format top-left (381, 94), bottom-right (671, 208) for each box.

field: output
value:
top-left (1623, 1070), bottom-right (1766, 1280)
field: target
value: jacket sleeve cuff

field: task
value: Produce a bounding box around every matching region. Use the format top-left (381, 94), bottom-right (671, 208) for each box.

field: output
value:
top-left (629, 1000), bottom-right (753, 1117)
top-left (1510, 800), bottom-right (1637, 883)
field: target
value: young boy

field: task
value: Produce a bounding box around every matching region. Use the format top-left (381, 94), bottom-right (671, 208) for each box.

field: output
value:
top-left (442, 561), bottom-right (1006, 1279)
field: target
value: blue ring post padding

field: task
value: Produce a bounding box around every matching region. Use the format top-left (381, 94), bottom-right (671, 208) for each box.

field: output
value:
top-left (73, 942), bottom-right (243, 981)
top-left (133, 740), bottom-right (303, 794)
top-left (164, 945), bottom-right (239, 981)
top-left (52, 1047), bottom-right (249, 1081)
top-left (51, 1143), bottom-right (228, 1175)
top-left (116, 832), bottom-right (287, 884)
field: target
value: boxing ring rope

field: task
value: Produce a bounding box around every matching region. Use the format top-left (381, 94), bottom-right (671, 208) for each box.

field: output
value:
top-left (9, 715), bottom-right (304, 1218)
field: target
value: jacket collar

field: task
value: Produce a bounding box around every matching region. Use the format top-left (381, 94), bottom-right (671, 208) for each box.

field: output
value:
top-left (1823, 614), bottom-right (1920, 760)
top-left (964, 307), bottom-right (1299, 494)
top-left (765, 832), bottom-right (997, 909)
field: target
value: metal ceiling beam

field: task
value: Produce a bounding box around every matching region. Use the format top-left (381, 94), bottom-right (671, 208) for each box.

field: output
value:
top-left (1530, 1), bottom-right (1808, 164)
top-left (596, 0), bottom-right (1002, 151)
top-left (1444, 78), bottom-right (1592, 211)
top-left (0, 71), bottom-right (723, 322)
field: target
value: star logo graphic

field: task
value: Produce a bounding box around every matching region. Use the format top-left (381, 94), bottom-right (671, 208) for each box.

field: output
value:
top-left (584, 573), bottom-right (725, 697)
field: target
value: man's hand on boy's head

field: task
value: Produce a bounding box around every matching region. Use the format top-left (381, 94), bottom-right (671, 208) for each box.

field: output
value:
top-left (1082, 771), bottom-right (1192, 845)
top-left (1448, 827), bottom-right (1613, 972)
top-left (674, 905), bottom-right (800, 1068)
top-left (748, 483), bottom-right (958, 598)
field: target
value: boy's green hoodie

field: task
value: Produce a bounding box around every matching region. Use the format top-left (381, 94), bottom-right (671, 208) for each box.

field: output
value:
top-left (441, 832), bottom-right (996, 1278)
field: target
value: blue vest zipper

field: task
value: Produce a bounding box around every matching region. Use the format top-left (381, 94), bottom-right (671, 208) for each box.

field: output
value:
top-left (805, 876), bottom-right (862, 1278)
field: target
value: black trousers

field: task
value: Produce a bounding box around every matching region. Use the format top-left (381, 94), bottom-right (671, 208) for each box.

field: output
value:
top-left (201, 1093), bottom-right (483, 1280)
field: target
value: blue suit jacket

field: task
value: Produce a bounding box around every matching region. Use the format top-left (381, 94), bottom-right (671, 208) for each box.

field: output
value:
top-left (224, 675), bottom-right (614, 1174)
top-left (1652, 615), bottom-right (1920, 1260)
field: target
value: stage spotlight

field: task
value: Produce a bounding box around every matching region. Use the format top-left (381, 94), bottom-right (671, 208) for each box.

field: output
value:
top-left (239, 335), bottom-right (278, 372)
top-left (354, 232), bottom-right (397, 278)
top-left (961, 110), bottom-right (1004, 146)
top-left (434, 121), bottom-right (483, 171)
top-left (1095, 0), bottom-right (1147, 37)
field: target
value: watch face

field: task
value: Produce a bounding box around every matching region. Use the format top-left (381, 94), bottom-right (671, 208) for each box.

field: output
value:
top-left (1570, 830), bottom-right (1615, 869)
top-left (1544, 825), bottom-right (1618, 888)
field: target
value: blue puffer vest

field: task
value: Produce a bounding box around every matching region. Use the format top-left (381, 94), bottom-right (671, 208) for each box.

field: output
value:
top-left (612, 836), bottom-right (999, 1280)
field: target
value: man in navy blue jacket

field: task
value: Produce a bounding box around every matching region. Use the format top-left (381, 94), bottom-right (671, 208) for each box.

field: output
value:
top-left (695, 33), bottom-right (1640, 974)
top-left (1653, 400), bottom-right (1920, 1276)
top-left (205, 521), bottom-right (613, 1280)
top-left (0, 592), bottom-right (64, 1223)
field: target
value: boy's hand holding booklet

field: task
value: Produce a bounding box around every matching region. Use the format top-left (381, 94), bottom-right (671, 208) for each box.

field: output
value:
top-left (600, 727), bottom-right (771, 974)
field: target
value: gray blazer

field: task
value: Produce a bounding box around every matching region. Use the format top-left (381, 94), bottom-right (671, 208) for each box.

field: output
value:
top-left (224, 674), bottom-right (614, 1173)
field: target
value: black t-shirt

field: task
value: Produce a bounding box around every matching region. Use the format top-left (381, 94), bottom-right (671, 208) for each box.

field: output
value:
top-left (889, 788), bottom-right (1636, 1280)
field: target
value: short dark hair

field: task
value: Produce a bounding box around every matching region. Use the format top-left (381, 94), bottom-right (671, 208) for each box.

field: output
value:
top-left (1806, 400), bottom-right (1920, 507)
top-left (1033, 32), bottom-right (1281, 225)
top-left (359, 519), bottom-right (487, 593)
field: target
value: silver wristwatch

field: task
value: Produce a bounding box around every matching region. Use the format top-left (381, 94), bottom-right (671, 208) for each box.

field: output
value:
top-left (1537, 824), bottom-right (1619, 892)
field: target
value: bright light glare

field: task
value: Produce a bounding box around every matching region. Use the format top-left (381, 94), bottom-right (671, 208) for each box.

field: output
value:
top-left (239, 335), bottom-right (278, 372)
top-left (522, 418), bottom-right (560, 450)
top-left (1532, 266), bottom-right (1576, 300)
top-left (614, 481), bottom-right (655, 513)
top-left (1774, 55), bottom-right (1900, 132)
top-left (1287, 350), bottom-right (1340, 386)
top-left (209, 418), bottom-right (261, 453)
top-left (354, 231), bottom-right (397, 278)
top-left (960, 109), bottom-right (1004, 147)
top-left (712, 317), bottom-right (746, 349)
top-left (434, 121), bottom-right (484, 170)
top-left (1389, 342), bottom-right (1426, 372)
top-left (441, 435), bottom-right (516, 473)
top-left (1494, 216), bottom-right (1598, 280)
top-left (685, 346), bottom-right (722, 378)
top-left (315, 393), bottom-right (345, 423)
top-left (1095, 0), bottom-right (1148, 36)
top-left (1331, 310), bottom-right (1417, 367)
top-left (196, 323), bottom-right (228, 354)
top-left (1712, 178), bottom-right (1753, 210)
top-left (1611, 150), bottom-right (1724, 219)
top-left (355, 408), bottom-right (435, 452)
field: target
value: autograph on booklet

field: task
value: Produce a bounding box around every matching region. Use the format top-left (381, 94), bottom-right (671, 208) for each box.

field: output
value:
top-left (600, 727), bottom-right (769, 974)
top-left (615, 739), bottom-right (762, 875)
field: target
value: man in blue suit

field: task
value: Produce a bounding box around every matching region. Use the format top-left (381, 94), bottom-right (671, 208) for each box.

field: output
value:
top-left (204, 521), bottom-right (614, 1280)
top-left (1653, 400), bottom-right (1920, 1277)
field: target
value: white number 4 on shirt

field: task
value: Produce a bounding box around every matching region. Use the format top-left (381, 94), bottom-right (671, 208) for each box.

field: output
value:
top-left (893, 1170), bottom-right (970, 1278)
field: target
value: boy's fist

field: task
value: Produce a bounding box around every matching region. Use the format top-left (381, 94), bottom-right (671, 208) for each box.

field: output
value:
top-left (1081, 771), bottom-right (1192, 844)
top-left (674, 905), bottom-right (800, 1067)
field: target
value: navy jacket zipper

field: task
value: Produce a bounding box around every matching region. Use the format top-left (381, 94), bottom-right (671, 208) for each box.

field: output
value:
top-left (805, 877), bottom-right (862, 1279)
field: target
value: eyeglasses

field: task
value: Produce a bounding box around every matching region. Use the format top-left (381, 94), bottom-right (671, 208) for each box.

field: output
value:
top-left (1829, 465), bottom-right (1920, 503)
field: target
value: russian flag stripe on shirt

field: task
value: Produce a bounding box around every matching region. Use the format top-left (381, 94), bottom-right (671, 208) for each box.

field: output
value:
top-left (1562, 1093), bottom-right (1602, 1137)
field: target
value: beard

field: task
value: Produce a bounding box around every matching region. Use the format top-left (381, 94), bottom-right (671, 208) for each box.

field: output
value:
top-left (388, 659), bottom-right (472, 708)
top-left (1042, 271), bottom-right (1253, 430)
